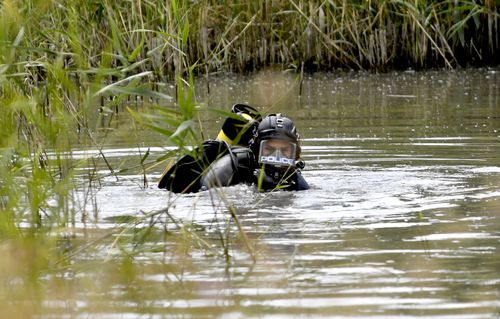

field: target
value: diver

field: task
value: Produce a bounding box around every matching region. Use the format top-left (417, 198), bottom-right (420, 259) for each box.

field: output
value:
top-left (158, 104), bottom-right (309, 193)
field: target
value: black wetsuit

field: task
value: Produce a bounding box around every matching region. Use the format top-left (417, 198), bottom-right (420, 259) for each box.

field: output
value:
top-left (158, 140), bottom-right (309, 193)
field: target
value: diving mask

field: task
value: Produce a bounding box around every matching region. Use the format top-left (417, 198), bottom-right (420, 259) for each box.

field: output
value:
top-left (258, 139), bottom-right (296, 167)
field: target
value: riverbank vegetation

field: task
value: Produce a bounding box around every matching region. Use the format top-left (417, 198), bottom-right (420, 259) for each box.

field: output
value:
top-left (3, 0), bottom-right (499, 80)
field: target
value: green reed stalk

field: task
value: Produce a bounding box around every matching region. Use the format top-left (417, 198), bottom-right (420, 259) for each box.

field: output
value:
top-left (4, 0), bottom-right (498, 77)
top-left (1, 1), bottom-right (208, 315)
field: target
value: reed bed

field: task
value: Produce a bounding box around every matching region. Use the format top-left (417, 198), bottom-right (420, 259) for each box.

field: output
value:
top-left (3, 0), bottom-right (497, 79)
top-left (1, 1), bottom-right (497, 88)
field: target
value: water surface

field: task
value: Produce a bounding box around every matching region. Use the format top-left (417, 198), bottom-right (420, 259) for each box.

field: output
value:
top-left (49, 69), bottom-right (500, 318)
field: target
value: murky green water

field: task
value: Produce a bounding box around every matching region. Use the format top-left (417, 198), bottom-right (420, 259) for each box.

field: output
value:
top-left (45, 69), bottom-right (500, 318)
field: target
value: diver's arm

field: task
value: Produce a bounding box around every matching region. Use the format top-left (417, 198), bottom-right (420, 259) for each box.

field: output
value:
top-left (158, 140), bottom-right (230, 193)
top-left (200, 147), bottom-right (255, 190)
top-left (295, 171), bottom-right (310, 190)
top-left (200, 154), bottom-right (237, 189)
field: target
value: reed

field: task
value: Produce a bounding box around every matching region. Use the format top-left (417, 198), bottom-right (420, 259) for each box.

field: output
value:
top-left (3, 1), bottom-right (497, 83)
top-left (1, 1), bottom-right (252, 313)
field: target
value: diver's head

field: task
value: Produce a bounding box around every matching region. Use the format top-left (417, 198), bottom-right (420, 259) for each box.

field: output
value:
top-left (253, 113), bottom-right (303, 172)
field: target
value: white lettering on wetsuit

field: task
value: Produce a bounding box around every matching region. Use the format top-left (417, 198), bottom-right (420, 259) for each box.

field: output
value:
top-left (260, 155), bottom-right (295, 166)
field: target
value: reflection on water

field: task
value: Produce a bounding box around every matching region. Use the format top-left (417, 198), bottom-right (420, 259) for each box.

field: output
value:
top-left (50, 69), bottom-right (500, 317)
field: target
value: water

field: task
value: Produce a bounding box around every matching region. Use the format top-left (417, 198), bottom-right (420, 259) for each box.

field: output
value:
top-left (48, 69), bottom-right (500, 318)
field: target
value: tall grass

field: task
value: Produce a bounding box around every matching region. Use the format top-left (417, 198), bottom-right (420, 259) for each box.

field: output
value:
top-left (3, 0), bottom-right (496, 77)
top-left (2, 1), bottom-right (498, 86)
top-left (0, 0), bottom-right (202, 316)
top-left (1, 1), bottom-right (259, 315)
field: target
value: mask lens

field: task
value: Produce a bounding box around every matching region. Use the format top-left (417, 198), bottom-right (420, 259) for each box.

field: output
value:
top-left (259, 140), bottom-right (296, 166)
